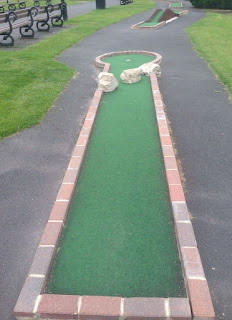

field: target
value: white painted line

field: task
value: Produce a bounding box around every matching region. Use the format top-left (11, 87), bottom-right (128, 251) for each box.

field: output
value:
top-left (33, 295), bottom-right (42, 314)
top-left (77, 296), bottom-right (82, 320)
top-left (166, 17), bottom-right (178, 24)
top-left (165, 299), bottom-right (170, 318)
top-left (62, 182), bottom-right (75, 185)
top-left (120, 298), bottom-right (125, 320)
top-left (188, 276), bottom-right (206, 280)
top-left (177, 220), bottom-right (191, 223)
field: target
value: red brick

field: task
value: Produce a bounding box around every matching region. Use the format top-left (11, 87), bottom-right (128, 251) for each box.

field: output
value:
top-left (29, 246), bottom-right (55, 276)
top-left (68, 157), bottom-right (82, 170)
top-left (155, 100), bottom-right (163, 107)
top-left (91, 97), bottom-right (101, 108)
top-left (164, 157), bottom-right (178, 170)
top-left (73, 146), bottom-right (86, 157)
top-left (79, 296), bottom-right (121, 320)
top-left (187, 279), bottom-right (215, 319)
top-left (169, 185), bottom-right (185, 201)
top-left (157, 119), bottom-right (168, 128)
top-left (171, 201), bottom-right (190, 222)
top-left (181, 247), bottom-right (205, 279)
top-left (14, 276), bottom-right (45, 317)
top-left (176, 222), bottom-right (197, 247)
top-left (83, 119), bottom-right (94, 128)
top-left (77, 136), bottom-right (88, 146)
top-left (152, 91), bottom-right (161, 99)
top-left (169, 298), bottom-right (191, 320)
top-left (37, 294), bottom-right (80, 319)
top-left (57, 184), bottom-right (74, 201)
top-left (103, 63), bottom-right (111, 73)
top-left (89, 106), bottom-right (98, 113)
top-left (49, 201), bottom-right (69, 221)
top-left (159, 127), bottom-right (170, 136)
top-left (80, 127), bottom-right (91, 136)
top-left (63, 169), bottom-right (79, 184)
top-left (155, 107), bottom-right (164, 114)
top-left (124, 297), bottom-right (166, 320)
top-left (150, 73), bottom-right (157, 84)
top-left (95, 89), bottom-right (103, 99)
top-left (166, 169), bottom-right (181, 185)
top-left (161, 135), bottom-right (172, 146)
top-left (40, 221), bottom-right (63, 246)
top-left (162, 146), bottom-right (175, 157)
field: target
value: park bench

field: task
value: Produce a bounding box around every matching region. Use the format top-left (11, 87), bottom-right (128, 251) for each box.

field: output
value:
top-left (0, 7), bottom-right (37, 45)
top-left (0, 1), bottom-right (67, 46)
top-left (0, 0), bottom-right (28, 13)
top-left (33, 2), bottom-right (67, 31)
top-left (120, 0), bottom-right (133, 5)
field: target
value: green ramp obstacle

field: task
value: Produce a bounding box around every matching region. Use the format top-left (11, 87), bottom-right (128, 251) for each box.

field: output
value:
top-left (135, 9), bottom-right (179, 28)
top-left (46, 54), bottom-right (186, 298)
top-left (140, 10), bottom-right (164, 27)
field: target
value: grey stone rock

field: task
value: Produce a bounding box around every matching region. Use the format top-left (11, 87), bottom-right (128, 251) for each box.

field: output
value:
top-left (120, 68), bottom-right (141, 84)
top-left (98, 72), bottom-right (118, 92)
top-left (139, 62), bottom-right (161, 77)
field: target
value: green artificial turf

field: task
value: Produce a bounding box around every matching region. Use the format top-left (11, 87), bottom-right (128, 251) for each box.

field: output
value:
top-left (140, 10), bottom-right (163, 26)
top-left (170, 2), bottom-right (182, 7)
top-left (186, 13), bottom-right (232, 98)
top-left (46, 54), bottom-right (186, 298)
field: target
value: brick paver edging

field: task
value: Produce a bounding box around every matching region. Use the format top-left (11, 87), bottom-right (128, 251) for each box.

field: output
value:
top-left (131, 20), bottom-right (166, 30)
top-left (14, 51), bottom-right (215, 320)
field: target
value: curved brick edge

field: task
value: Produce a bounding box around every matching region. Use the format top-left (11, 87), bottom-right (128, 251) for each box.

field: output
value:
top-left (95, 50), bottom-right (162, 70)
top-left (150, 72), bottom-right (215, 319)
top-left (14, 51), bottom-right (214, 320)
top-left (168, 1), bottom-right (184, 8)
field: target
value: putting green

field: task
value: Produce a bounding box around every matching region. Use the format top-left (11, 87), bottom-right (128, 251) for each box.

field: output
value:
top-left (170, 2), bottom-right (182, 7)
top-left (46, 54), bottom-right (186, 298)
top-left (140, 11), bottom-right (163, 26)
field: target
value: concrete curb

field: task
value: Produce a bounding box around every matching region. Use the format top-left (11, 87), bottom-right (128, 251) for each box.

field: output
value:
top-left (14, 51), bottom-right (215, 320)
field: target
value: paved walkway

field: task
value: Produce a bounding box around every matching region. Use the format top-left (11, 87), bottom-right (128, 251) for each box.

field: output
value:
top-left (0, 1), bottom-right (231, 319)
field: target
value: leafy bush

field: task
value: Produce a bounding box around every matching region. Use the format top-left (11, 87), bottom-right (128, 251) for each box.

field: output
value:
top-left (190, 0), bottom-right (232, 9)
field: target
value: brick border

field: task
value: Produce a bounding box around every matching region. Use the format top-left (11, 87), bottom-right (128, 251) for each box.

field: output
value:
top-left (131, 20), bottom-right (166, 30)
top-left (14, 51), bottom-right (215, 320)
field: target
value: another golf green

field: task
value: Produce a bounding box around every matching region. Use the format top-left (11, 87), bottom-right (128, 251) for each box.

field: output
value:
top-left (170, 2), bottom-right (182, 7)
top-left (140, 10), bottom-right (163, 26)
top-left (46, 54), bottom-right (186, 298)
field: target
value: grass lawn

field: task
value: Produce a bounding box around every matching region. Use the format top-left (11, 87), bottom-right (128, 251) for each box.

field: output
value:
top-left (0, 0), bottom-right (154, 139)
top-left (186, 12), bottom-right (232, 97)
top-left (1, 0), bottom-right (94, 9)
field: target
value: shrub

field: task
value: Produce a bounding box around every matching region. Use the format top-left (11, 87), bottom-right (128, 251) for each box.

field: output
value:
top-left (190, 0), bottom-right (232, 9)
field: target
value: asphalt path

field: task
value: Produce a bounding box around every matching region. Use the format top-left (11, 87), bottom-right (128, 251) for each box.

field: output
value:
top-left (0, 1), bottom-right (231, 319)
